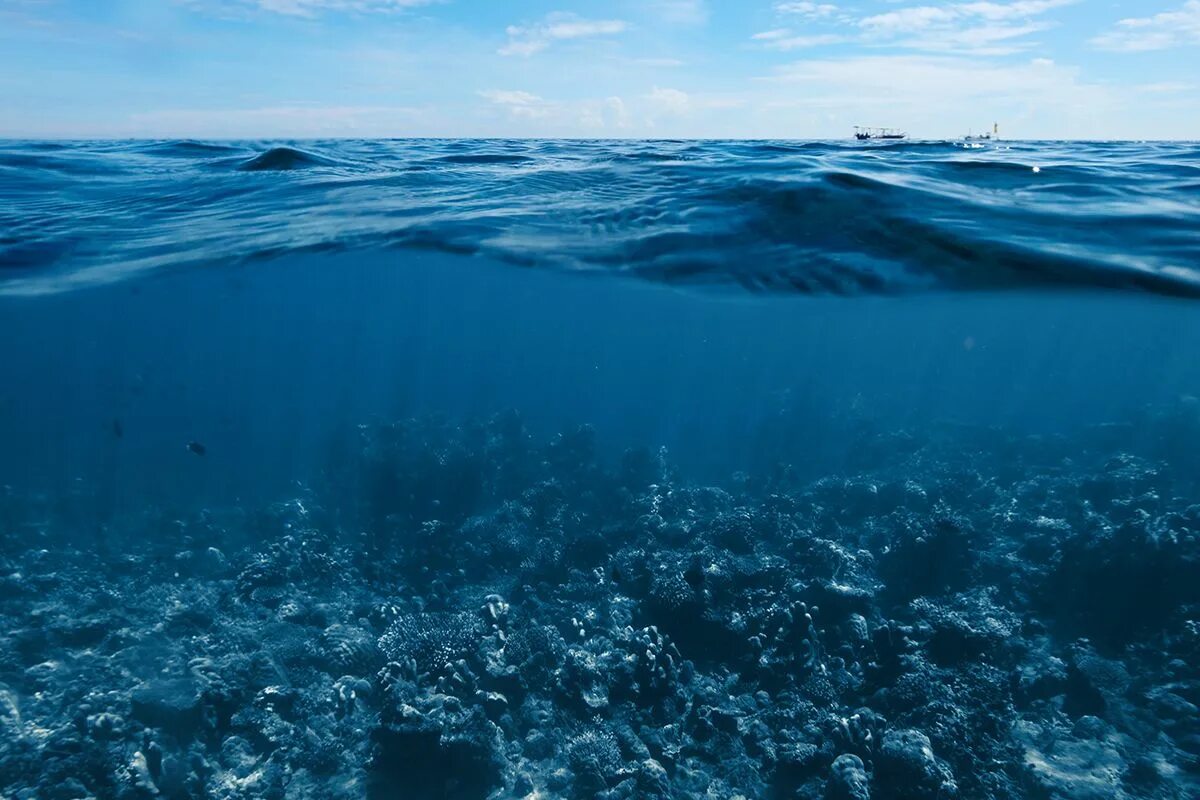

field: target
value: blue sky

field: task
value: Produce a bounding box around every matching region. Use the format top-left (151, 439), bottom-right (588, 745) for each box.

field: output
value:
top-left (1, 0), bottom-right (1197, 138)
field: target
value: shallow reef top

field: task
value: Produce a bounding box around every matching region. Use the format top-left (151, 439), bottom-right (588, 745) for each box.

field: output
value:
top-left (2, 414), bottom-right (1199, 799)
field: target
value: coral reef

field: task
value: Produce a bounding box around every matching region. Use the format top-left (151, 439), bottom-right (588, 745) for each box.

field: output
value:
top-left (1, 413), bottom-right (1199, 799)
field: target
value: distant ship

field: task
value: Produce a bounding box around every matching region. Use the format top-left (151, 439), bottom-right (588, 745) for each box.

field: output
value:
top-left (964, 123), bottom-right (1000, 142)
top-left (854, 126), bottom-right (907, 141)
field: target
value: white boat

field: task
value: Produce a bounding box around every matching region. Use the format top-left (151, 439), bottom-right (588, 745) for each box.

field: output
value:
top-left (855, 126), bottom-right (907, 141)
top-left (964, 123), bottom-right (1000, 142)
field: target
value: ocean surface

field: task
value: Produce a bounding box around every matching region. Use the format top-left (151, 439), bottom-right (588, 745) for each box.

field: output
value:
top-left (2, 139), bottom-right (1200, 800)
top-left (3, 139), bottom-right (1199, 298)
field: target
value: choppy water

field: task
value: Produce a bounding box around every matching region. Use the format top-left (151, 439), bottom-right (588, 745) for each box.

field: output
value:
top-left (2, 139), bottom-right (1198, 297)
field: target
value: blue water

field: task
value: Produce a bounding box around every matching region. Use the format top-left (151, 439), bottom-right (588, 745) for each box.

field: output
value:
top-left (1, 140), bottom-right (1199, 511)
top-left (2, 139), bottom-right (1198, 297)
top-left (3, 140), bottom-right (1200, 800)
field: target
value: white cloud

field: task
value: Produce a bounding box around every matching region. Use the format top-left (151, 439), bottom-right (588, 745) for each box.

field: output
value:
top-left (182, 0), bottom-right (437, 17)
top-left (499, 12), bottom-right (627, 57)
top-left (1092, 1), bottom-right (1200, 52)
top-left (579, 96), bottom-right (631, 129)
top-left (479, 89), bottom-right (655, 132)
top-left (478, 88), bottom-right (731, 133)
top-left (754, 31), bottom-right (847, 50)
top-left (858, 0), bottom-right (1075, 54)
top-left (740, 50), bottom-right (1200, 136)
top-left (646, 86), bottom-right (691, 114)
top-left (478, 89), bottom-right (542, 105)
top-left (774, 2), bottom-right (839, 18)
top-left (754, 1), bottom-right (848, 50)
top-left (123, 104), bottom-right (428, 137)
top-left (478, 89), bottom-right (551, 118)
top-left (753, 0), bottom-right (1071, 55)
top-left (0, 0), bottom-right (57, 29)
top-left (759, 53), bottom-right (1117, 133)
top-left (641, 87), bottom-right (746, 127)
top-left (898, 22), bottom-right (1051, 54)
top-left (860, 6), bottom-right (959, 34)
top-left (957, 1), bottom-right (1076, 21)
top-left (860, 0), bottom-right (1073, 33)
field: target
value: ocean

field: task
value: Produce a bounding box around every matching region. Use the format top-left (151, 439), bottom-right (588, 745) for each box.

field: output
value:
top-left (1, 139), bottom-right (1199, 799)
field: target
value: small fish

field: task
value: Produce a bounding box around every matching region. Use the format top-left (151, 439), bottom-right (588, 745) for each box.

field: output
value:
top-left (186, 441), bottom-right (207, 456)
top-left (111, 419), bottom-right (123, 439)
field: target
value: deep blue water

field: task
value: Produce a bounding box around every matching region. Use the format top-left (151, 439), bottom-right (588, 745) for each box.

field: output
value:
top-left (1, 139), bottom-right (1199, 511)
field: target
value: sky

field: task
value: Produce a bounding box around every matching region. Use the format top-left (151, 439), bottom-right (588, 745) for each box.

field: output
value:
top-left (0, 0), bottom-right (1198, 139)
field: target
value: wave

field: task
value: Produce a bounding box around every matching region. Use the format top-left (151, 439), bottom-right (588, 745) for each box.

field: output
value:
top-left (0, 149), bottom-right (122, 176)
top-left (0, 139), bottom-right (1198, 298)
top-left (429, 153), bottom-right (534, 165)
top-left (236, 145), bottom-right (343, 172)
top-left (136, 140), bottom-right (246, 158)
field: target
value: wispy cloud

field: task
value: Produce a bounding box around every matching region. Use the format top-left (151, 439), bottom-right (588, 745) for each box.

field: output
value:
top-left (499, 12), bottom-right (627, 57)
top-left (181, 0), bottom-right (438, 17)
top-left (478, 91), bottom-right (634, 132)
top-left (859, 0), bottom-right (1072, 32)
top-left (882, 22), bottom-right (1050, 55)
top-left (753, 30), bottom-right (847, 50)
top-left (761, 53), bottom-right (1107, 114)
top-left (754, 0), bottom-right (1070, 54)
top-left (774, 2), bottom-right (839, 19)
top-left (859, 0), bottom-right (1075, 54)
top-left (259, 0), bottom-right (436, 15)
top-left (646, 86), bottom-right (692, 114)
top-left (753, 1), bottom-right (848, 50)
top-left (642, 86), bottom-right (745, 120)
top-left (471, 85), bottom-right (746, 135)
top-left (956, 1), bottom-right (1077, 21)
top-left (757, 52), bottom-right (1125, 136)
top-left (480, 89), bottom-right (638, 131)
top-left (0, 0), bottom-right (56, 28)
top-left (125, 104), bottom-right (428, 137)
top-left (1092, 1), bottom-right (1200, 52)
top-left (579, 96), bottom-right (631, 129)
top-left (478, 89), bottom-right (551, 118)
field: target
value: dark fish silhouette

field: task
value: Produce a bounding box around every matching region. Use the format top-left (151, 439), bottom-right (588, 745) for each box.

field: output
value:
top-left (111, 419), bottom-right (123, 439)
top-left (187, 441), bottom-right (206, 456)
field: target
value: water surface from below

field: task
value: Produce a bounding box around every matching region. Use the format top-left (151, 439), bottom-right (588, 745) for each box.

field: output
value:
top-left (1, 247), bottom-right (1197, 511)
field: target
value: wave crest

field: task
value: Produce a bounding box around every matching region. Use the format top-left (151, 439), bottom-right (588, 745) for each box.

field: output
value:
top-left (237, 146), bottom-right (340, 172)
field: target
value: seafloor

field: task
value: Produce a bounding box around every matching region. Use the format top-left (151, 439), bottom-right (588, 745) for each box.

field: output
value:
top-left (2, 411), bottom-right (1199, 800)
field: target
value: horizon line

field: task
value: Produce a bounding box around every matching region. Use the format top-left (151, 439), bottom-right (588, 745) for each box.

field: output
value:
top-left (2, 136), bottom-right (1198, 143)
